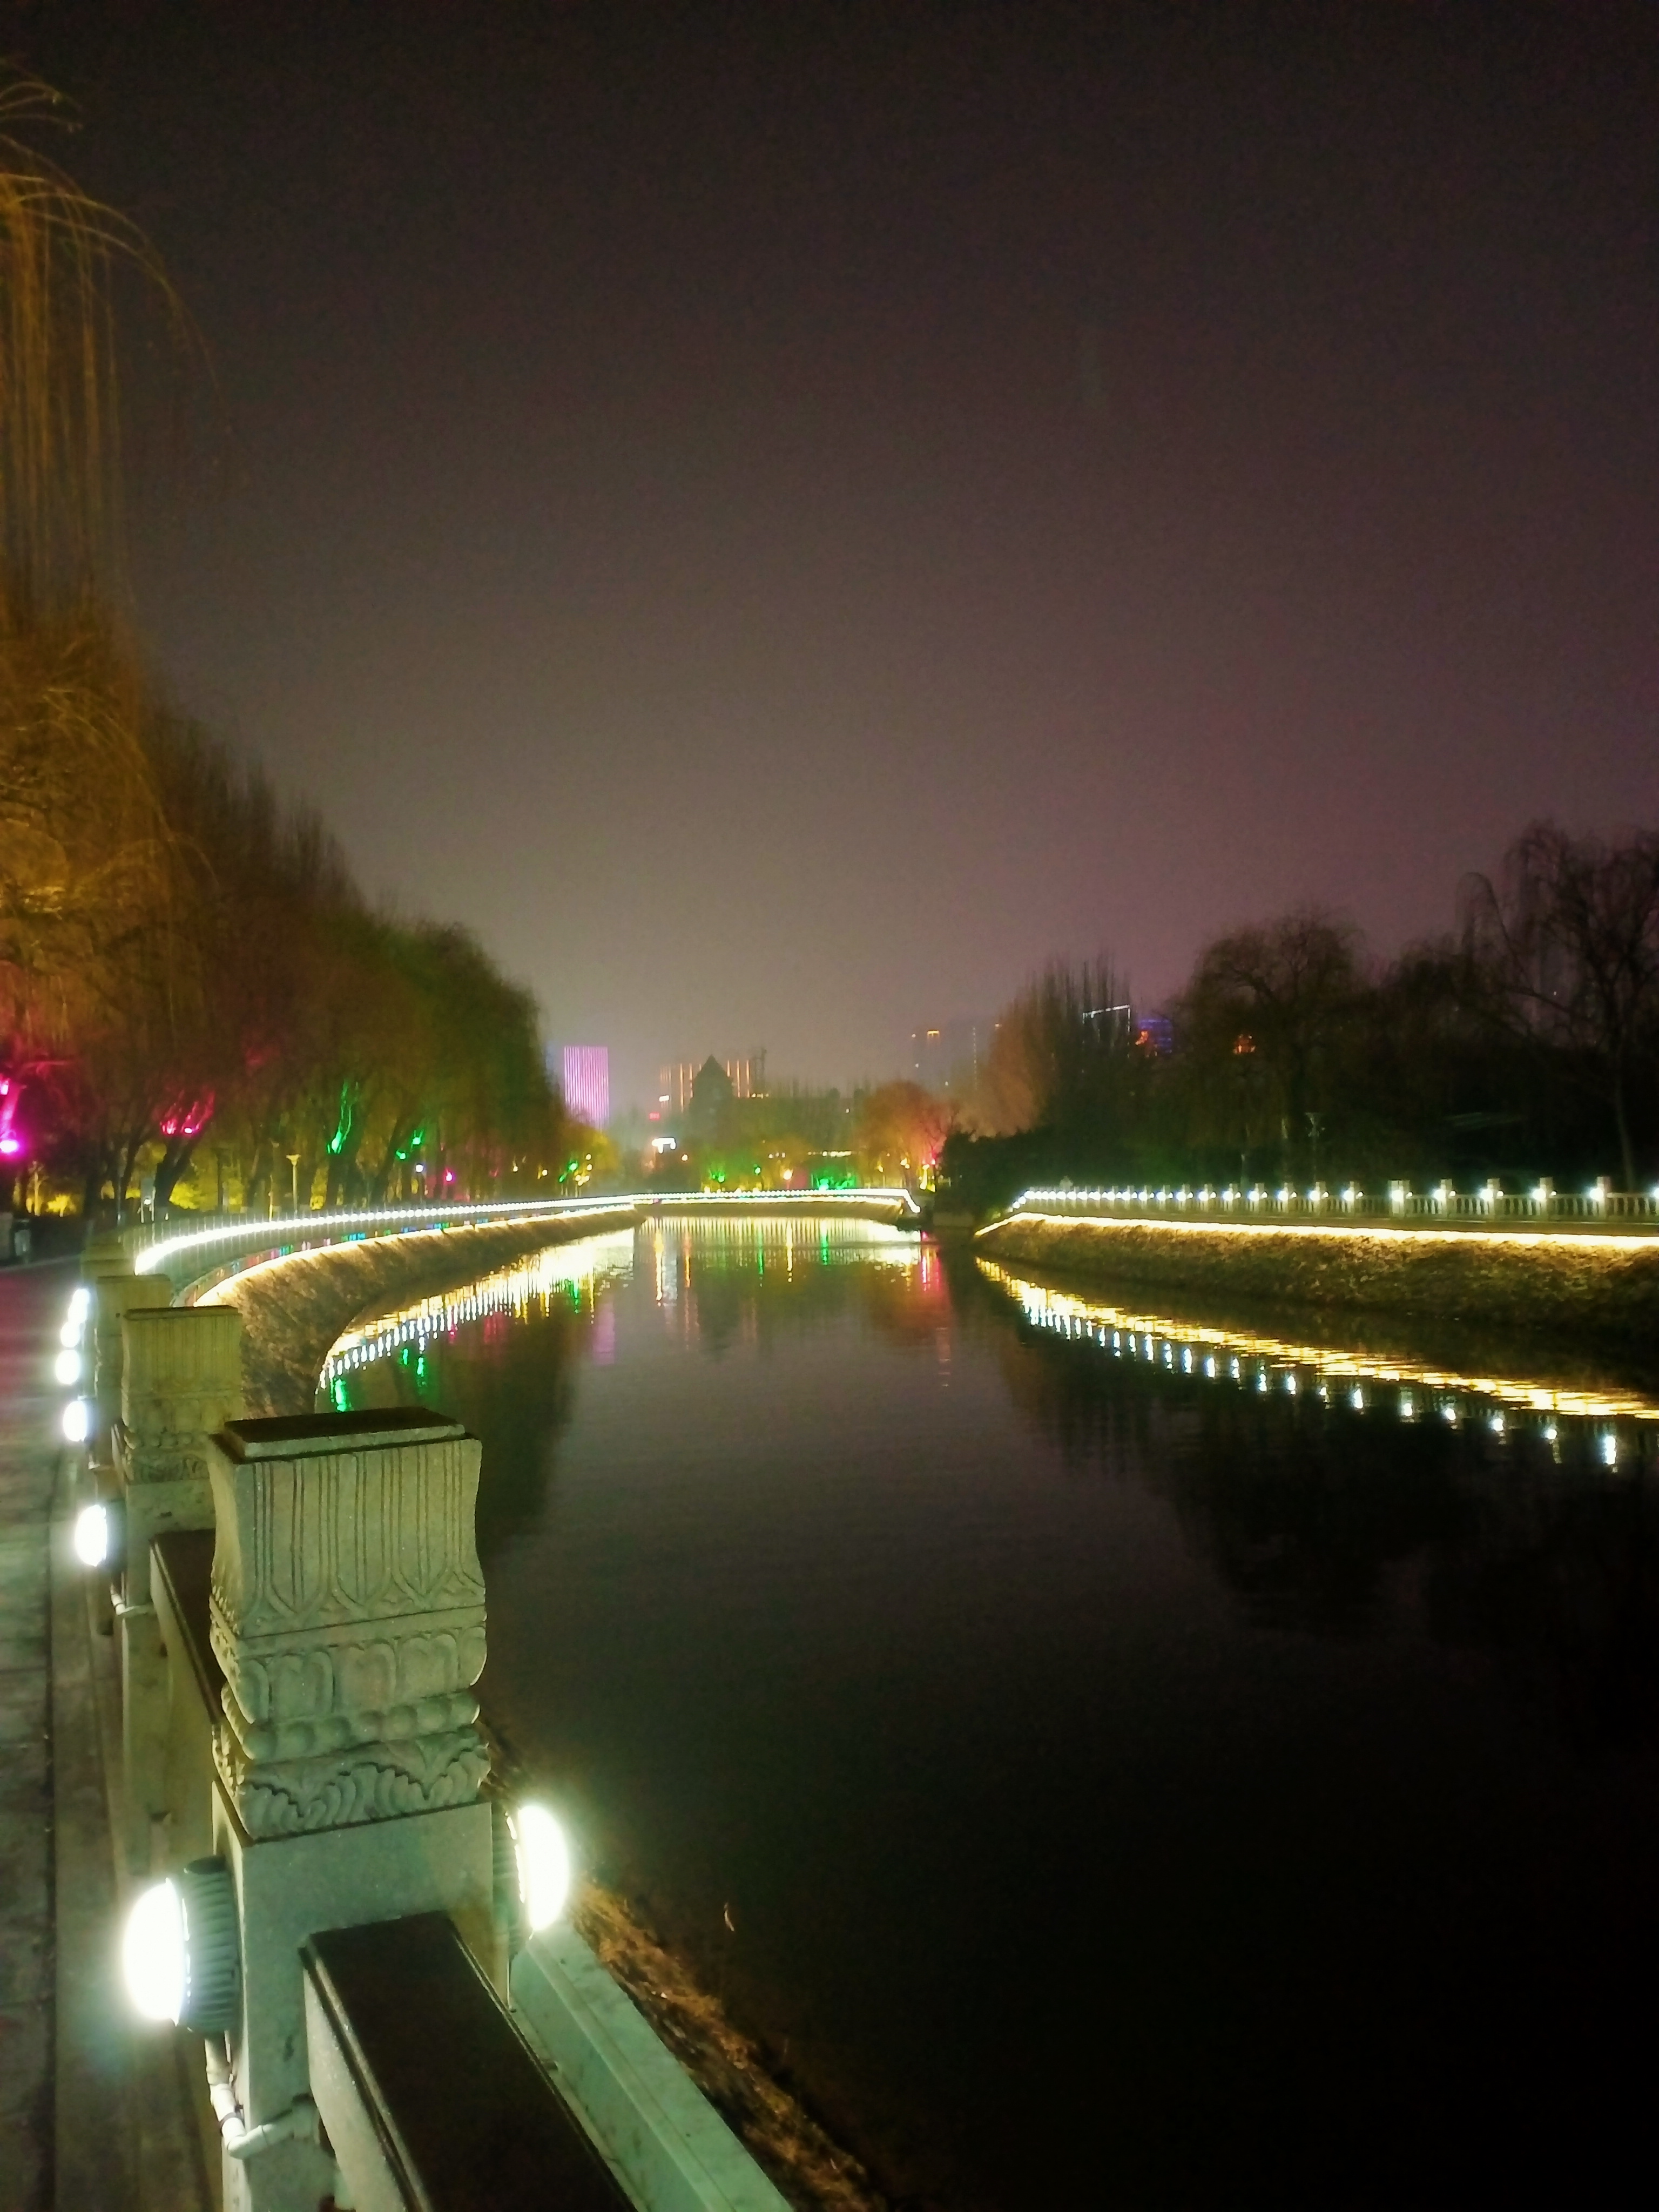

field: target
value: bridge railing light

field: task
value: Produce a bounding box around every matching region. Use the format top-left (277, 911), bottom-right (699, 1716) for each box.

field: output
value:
top-left (123, 1859), bottom-right (241, 2032)
top-left (509, 1804), bottom-right (572, 1933)
top-left (73, 1500), bottom-right (116, 1567)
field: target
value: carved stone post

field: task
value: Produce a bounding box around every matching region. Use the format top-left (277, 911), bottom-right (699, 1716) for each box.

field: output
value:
top-left (207, 1409), bottom-right (490, 1835)
top-left (92, 1271), bottom-right (173, 1464)
top-left (113, 1307), bottom-right (244, 1873)
top-left (204, 1408), bottom-right (495, 2211)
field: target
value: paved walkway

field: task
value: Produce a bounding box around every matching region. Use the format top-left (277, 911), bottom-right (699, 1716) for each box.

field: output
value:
top-left (0, 1258), bottom-right (73, 2211)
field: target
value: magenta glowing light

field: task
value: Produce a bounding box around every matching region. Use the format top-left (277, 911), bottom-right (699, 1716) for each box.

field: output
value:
top-left (0, 1136), bottom-right (19, 1157)
top-left (159, 1090), bottom-right (214, 1140)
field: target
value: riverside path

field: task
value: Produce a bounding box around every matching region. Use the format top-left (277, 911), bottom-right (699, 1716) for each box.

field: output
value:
top-left (1, 1256), bottom-right (71, 2209)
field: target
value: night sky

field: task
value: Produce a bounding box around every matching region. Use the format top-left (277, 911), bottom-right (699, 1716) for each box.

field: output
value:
top-left (12, 2), bottom-right (1657, 1108)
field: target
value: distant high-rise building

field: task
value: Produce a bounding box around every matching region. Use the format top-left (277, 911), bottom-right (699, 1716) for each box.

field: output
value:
top-left (657, 1052), bottom-right (766, 1116)
top-left (560, 1045), bottom-right (610, 1127)
top-left (911, 1019), bottom-right (997, 1097)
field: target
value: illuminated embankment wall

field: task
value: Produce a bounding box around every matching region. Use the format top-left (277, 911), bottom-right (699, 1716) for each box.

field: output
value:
top-left (198, 1210), bottom-right (640, 1415)
top-left (976, 1207), bottom-right (1659, 1347)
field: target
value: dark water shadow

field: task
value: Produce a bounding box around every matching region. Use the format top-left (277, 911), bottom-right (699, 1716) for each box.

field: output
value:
top-left (954, 1250), bottom-right (1659, 1758)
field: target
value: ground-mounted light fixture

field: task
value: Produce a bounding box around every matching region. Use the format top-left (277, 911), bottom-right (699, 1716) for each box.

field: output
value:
top-left (61, 1396), bottom-right (91, 1444)
top-left (123, 1858), bottom-right (242, 2034)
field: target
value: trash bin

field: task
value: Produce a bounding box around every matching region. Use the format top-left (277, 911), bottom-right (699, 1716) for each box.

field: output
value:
top-left (12, 1219), bottom-right (32, 1263)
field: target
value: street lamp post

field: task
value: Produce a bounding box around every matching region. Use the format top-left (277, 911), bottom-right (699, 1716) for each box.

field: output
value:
top-left (286, 1151), bottom-right (301, 1213)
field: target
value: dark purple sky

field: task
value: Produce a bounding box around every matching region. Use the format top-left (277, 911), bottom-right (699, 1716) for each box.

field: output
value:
top-left (15, 2), bottom-right (1658, 1107)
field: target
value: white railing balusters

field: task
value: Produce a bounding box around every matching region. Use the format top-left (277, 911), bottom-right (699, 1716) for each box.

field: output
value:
top-left (1003, 1183), bottom-right (1659, 1229)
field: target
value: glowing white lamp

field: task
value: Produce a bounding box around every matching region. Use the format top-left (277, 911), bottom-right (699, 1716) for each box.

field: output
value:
top-left (68, 1286), bottom-right (91, 1323)
top-left (123, 1861), bottom-right (241, 2030)
top-left (59, 1318), bottom-right (82, 1348)
top-left (124, 1879), bottom-right (186, 2023)
top-left (512, 1804), bottom-right (572, 1932)
top-left (73, 1502), bottom-right (109, 1568)
top-left (54, 1347), bottom-right (81, 1386)
top-left (62, 1398), bottom-right (90, 1444)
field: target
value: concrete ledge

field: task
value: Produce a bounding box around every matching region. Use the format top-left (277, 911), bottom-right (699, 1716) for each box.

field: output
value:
top-left (511, 1926), bottom-right (791, 2212)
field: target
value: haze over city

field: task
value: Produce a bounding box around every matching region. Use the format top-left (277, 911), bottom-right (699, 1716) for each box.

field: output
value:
top-left (9, 12), bottom-right (1659, 2212)
top-left (17, 0), bottom-right (1656, 1107)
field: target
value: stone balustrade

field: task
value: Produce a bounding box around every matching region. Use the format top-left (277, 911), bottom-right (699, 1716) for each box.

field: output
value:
top-left (196, 1410), bottom-right (496, 2209)
top-left (94, 1279), bottom-right (793, 2210)
top-left (1001, 1179), bottom-right (1659, 1228)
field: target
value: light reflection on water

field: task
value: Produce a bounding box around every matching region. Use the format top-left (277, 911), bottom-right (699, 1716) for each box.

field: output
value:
top-left (321, 1216), bottom-right (924, 1398)
top-left (978, 1258), bottom-right (1659, 1464)
top-left (319, 1218), bottom-right (1659, 2210)
top-left (321, 1228), bottom-right (636, 1399)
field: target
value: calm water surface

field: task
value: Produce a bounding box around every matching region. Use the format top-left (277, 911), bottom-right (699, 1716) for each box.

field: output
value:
top-left (327, 1217), bottom-right (1659, 2208)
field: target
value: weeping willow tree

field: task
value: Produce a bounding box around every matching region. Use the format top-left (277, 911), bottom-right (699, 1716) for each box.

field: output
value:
top-left (0, 80), bottom-right (561, 1217)
top-left (0, 70), bottom-right (182, 597)
top-left (984, 956), bottom-right (1138, 1136)
top-left (0, 71), bottom-right (193, 1111)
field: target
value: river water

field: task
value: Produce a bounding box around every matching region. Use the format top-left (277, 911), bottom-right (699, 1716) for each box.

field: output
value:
top-left (323, 1216), bottom-right (1659, 2209)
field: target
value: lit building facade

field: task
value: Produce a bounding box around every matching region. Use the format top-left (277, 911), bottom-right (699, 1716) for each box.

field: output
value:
top-left (560, 1045), bottom-right (610, 1128)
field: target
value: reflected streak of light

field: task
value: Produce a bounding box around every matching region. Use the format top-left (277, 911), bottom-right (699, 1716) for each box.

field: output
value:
top-left (977, 1258), bottom-right (1659, 1438)
top-left (321, 1231), bottom-right (637, 1385)
top-left (324, 1216), bottom-right (923, 1386)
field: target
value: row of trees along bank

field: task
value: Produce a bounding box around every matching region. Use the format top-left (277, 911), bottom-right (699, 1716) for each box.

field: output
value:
top-left (941, 822), bottom-right (1659, 1218)
top-left (0, 78), bottom-right (565, 1221)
